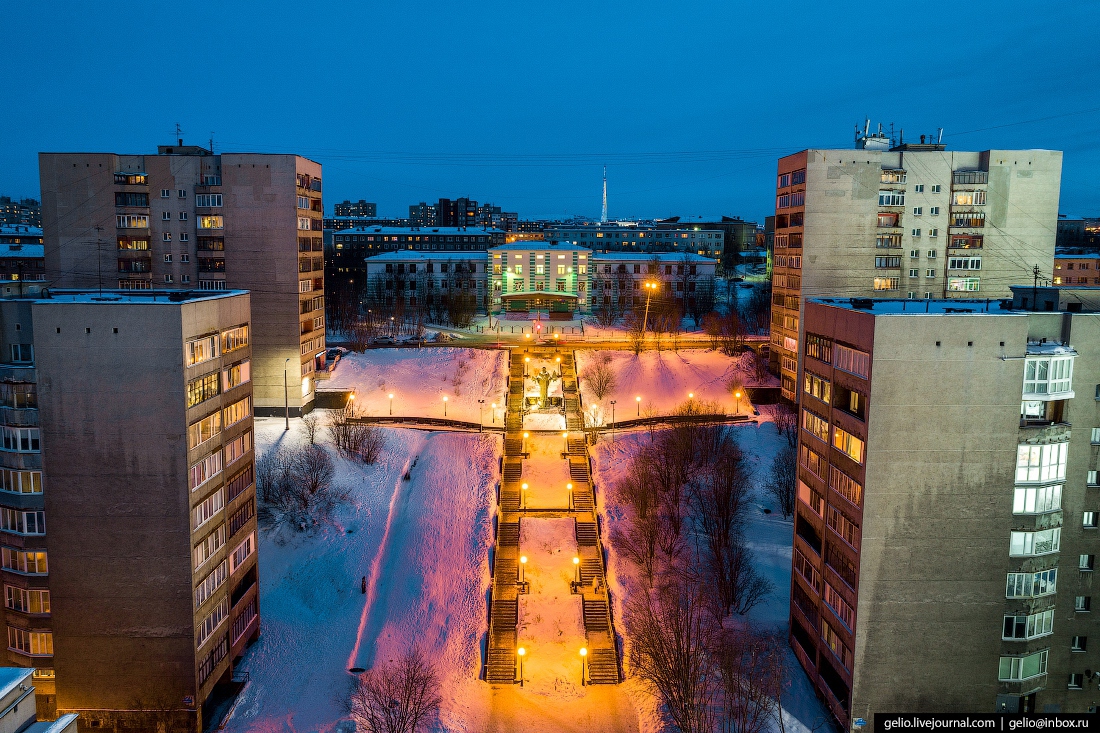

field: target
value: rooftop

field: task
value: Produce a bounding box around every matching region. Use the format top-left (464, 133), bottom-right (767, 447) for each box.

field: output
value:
top-left (0, 244), bottom-right (44, 258)
top-left (363, 251), bottom-right (486, 262)
top-left (489, 241), bottom-right (590, 252)
top-left (1056, 252), bottom-right (1100, 259)
top-left (334, 226), bottom-right (504, 235)
top-left (809, 297), bottom-right (1011, 315)
top-left (0, 666), bottom-right (31, 701)
top-left (590, 252), bottom-right (716, 263)
top-left (0, 225), bottom-right (43, 237)
top-left (36, 289), bottom-right (248, 305)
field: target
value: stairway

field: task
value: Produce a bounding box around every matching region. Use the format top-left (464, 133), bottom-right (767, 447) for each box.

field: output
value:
top-left (582, 598), bottom-right (610, 632)
top-left (587, 648), bottom-right (619, 684)
top-left (575, 521), bottom-right (598, 547)
top-left (498, 522), bottom-right (519, 546)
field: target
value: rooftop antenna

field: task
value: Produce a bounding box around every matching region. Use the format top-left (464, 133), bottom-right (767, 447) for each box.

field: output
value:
top-left (601, 166), bottom-right (608, 224)
top-left (937, 128), bottom-right (944, 144)
top-left (209, 131), bottom-right (215, 153)
top-left (175, 123), bottom-right (184, 146)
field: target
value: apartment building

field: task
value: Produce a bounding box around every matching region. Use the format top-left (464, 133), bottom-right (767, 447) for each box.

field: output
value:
top-left (0, 667), bottom-right (77, 732)
top-left (38, 145), bottom-right (325, 416)
top-left (790, 287), bottom-right (1100, 723)
top-left (0, 288), bottom-right (258, 728)
top-left (361, 251), bottom-right (489, 314)
top-left (0, 226), bottom-right (44, 282)
top-left (587, 252), bottom-right (717, 317)
top-left (770, 144), bottom-right (1062, 400)
top-left (1055, 253), bottom-right (1100, 286)
top-left (332, 200), bottom-right (377, 218)
top-left (487, 241), bottom-right (589, 316)
top-left (545, 222), bottom-right (725, 257)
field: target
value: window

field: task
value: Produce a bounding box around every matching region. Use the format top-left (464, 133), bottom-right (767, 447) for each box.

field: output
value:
top-left (953, 190), bottom-right (987, 206)
top-left (1007, 568), bottom-right (1057, 599)
top-left (178, 189), bottom-right (186, 198)
top-left (221, 325), bottom-right (249, 354)
top-left (947, 277), bottom-right (980, 292)
top-left (190, 452), bottom-right (223, 492)
top-left (5, 344), bottom-right (31, 366)
top-left (192, 488), bottom-right (224, 531)
top-left (196, 597), bottom-right (229, 649)
top-left (117, 237), bottom-right (149, 251)
top-left (1069, 673), bottom-right (1084, 689)
top-left (1072, 636), bottom-right (1087, 652)
top-left (881, 170), bottom-right (906, 184)
top-left (913, 207), bottom-right (923, 216)
top-left (5, 586), bottom-right (49, 614)
top-left (911, 229), bottom-right (921, 237)
top-left (777, 194), bottom-right (790, 209)
top-left (998, 650), bottom-right (1048, 681)
top-left (823, 582), bottom-right (854, 630)
top-left (909, 269), bottom-right (919, 277)
top-left (928, 228), bottom-right (938, 237)
top-left (948, 257), bottom-right (982, 270)
top-left (0, 509), bottom-right (45, 535)
top-left (878, 191), bottom-right (905, 206)
top-left (187, 372), bottom-right (220, 408)
top-left (1, 428), bottom-right (39, 453)
top-left (198, 215), bottom-right (224, 229)
top-left (114, 192), bottom-right (148, 207)
top-left (873, 276), bottom-right (899, 291)
top-left (7, 627), bottom-right (52, 656)
top-left (222, 361), bottom-right (251, 392)
top-left (230, 531), bottom-right (255, 574)
top-left (804, 372), bottom-right (831, 403)
top-left (195, 560), bottom-right (227, 609)
top-left (161, 189), bottom-right (170, 198)
top-left (223, 397), bottom-right (251, 429)
top-left (1082, 554), bottom-right (1096, 571)
top-left (1, 548), bottom-right (46, 574)
top-left (826, 506), bottom-right (859, 549)
top-left (805, 334), bottom-right (832, 362)
top-left (179, 212), bottom-right (188, 221)
top-left (193, 524), bottom-right (226, 571)
top-left (1009, 528), bottom-right (1061, 557)
top-left (792, 169), bottom-right (806, 185)
top-left (875, 256), bottom-right (900, 268)
top-left (1077, 596), bottom-right (1091, 612)
top-left (820, 619), bottom-right (851, 670)
top-left (1012, 484), bottom-right (1062, 514)
top-left (198, 635), bottom-right (229, 687)
top-left (930, 207), bottom-right (940, 215)
top-left (224, 430), bottom-right (252, 467)
top-left (186, 334), bottom-right (218, 366)
top-left (1086, 512), bottom-right (1098, 528)
top-left (876, 234), bottom-right (902, 248)
top-left (834, 344), bottom-right (870, 378)
top-left (1016, 443), bottom-right (1068, 483)
top-left (951, 212), bottom-right (985, 228)
top-left (162, 211), bottom-right (172, 221)
top-left (931, 184), bottom-right (941, 193)
top-left (164, 254), bottom-right (172, 263)
top-left (187, 412), bottom-right (222, 451)
top-left (1003, 610), bottom-right (1054, 640)
top-left (830, 466), bottom-right (862, 507)
top-left (914, 184), bottom-right (924, 193)
top-left (777, 173), bottom-right (791, 188)
top-left (0, 470), bottom-right (41, 495)
top-left (799, 444), bottom-right (826, 479)
top-left (195, 194), bottom-right (222, 207)
top-left (116, 214), bottom-right (149, 229)
top-left (1023, 356), bottom-right (1074, 396)
top-left (793, 548), bottom-right (820, 591)
top-left (802, 409), bottom-right (829, 443)
top-left (798, 480), bottom-right (823, 516)
top-left (833, 427), bottom-right (865, 463)
top-left (299, 279), bottom-right (313, 293)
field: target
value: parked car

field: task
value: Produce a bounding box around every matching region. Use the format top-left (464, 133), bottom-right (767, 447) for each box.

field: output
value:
top-left (371, 336), bottom-right (395, 345)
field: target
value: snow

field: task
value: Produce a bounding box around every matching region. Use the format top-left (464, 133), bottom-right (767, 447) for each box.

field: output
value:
top-left (520, 435), bottom-right (573, 509)
top-left (523, 413), bottom-right (566, 431)
top-left (324, 347), bottom-right (508, 423)
top-left (576, 348), bottom-right (772, 420)
top-left (589, 417), bottom-right (832, 733)
top-left (516, 518), bottom-right (586, 697)
top-left (226, 417), bottom-right (498, 732)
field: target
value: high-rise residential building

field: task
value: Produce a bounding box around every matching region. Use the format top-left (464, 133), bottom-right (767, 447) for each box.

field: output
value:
top-left (0, 287), bottom-right (257, 728)
top-left (407, 199), bottom-right (516, 230)
top-left (38, 144), bottom-right (325, 415)
top-left (0, 226), bottom-right (44, 282)
top-left (0, 198), bottom-right (41, 228)
top-left (332, 199), bottom-right (377, 218)
top-left (770, 142), bottom-right (1062, 400)
top-left (790, 287), bottom-right (1100, 723)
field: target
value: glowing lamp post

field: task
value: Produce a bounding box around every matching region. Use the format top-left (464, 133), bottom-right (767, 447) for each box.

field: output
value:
top-left (443, 395), bottom-right (449, 417)
top-left (524, 356), bottom-right (530, 377)
top-left (491, 402), bottom-right (497, 424)
top-left (573, 556), bottom-right (580, 584)
top-left (521, 482), bottom-right (528, 511)
top-left (688, 392), bottom-right (694, 400)
top-left (610, 400), bottom-right (616, 442)
top-left (523, 432), bottom-right (529, 455)
top-left (580, 647), bottom-right (588, 686)
top-left (388, 393), bottom-right (394, 416)
top-left (562, 431), bottom-right (569, 453)
top-left (636, 395), bottom-right (641, 417)
top-left (518, 555), bottom-right (527, 583)
top-left (734, 390), bottom-right (742, 415)
top-left (479, 399), bottom-right (485, 432)
top-left (641, 280), bottom-right (658, 336)
top-left (517, 647), bottom-right (526, 687)
top-left (567, 482), bottom-right (574, 511)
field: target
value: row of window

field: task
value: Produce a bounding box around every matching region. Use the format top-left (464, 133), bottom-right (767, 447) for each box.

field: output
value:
top-left (187, 398), bottom-right (252, 452)
top-left (1, 547), bottom-right (47, 575)
top-left (7, 626), bottom-right (51, 656)
top-left (5, 586), bottom-right (49, 615)
top-left (186, 326), bottom-right (250, 367)
top-left (186, 360), bottom-right (251, 408)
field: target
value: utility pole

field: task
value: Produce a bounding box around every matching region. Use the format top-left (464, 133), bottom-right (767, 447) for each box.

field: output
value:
top-left (94, 224), bottom-right (104, 296)
top-left (1033, 265), bottom-right (1041, 311)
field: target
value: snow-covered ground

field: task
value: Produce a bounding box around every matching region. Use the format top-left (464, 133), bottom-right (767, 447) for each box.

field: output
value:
top-left (590, 418), bottom-right (833, 733)
top-left (226, 417), bottom-right (499, 732)
top-left (324, 347), bottom-right (507, 423)
top-left (575, 348), bottom-right (771, 421)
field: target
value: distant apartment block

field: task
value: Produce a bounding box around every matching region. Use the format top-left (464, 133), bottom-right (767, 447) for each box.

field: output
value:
top-left (0, 198), bottom-right (41, 228)
top-left (1054, 253), bottom-right (1100, 285)
top-left (0, 288), bottom-right (257, 729)
top-left (655, 216), bottom-right (758, 272)
top-left (0, 226), bottom-right (44, 281)
top-left (362, 251), bottom-right (490, 316)
top-left (545, 222), bottom-right (726, 260)
top-left (38, 145), bottom-right (325, 415)
top-left (408, 198), bottom-right (516, 230)
top-left (770, 144), bottom-right (1062, 400)
top-left (1057, 216), bottom-right (1100, 251)
top-left (791, 287), bottom-right (1100, 723)
top-left (332, 199), bottom-right (376, 218)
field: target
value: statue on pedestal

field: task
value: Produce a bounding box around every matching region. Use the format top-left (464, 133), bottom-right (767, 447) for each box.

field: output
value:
top-left (533, 366), bottom-right (560, 409)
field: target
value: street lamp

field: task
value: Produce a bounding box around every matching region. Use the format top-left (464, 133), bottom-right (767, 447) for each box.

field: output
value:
top-left (641, 280), bottom-right (658, 336)
top-left (567, 482), bottom-right (574, 510)
top-left (478, 399), bottom-right (485, 432)
top-left (283, 358), bottom-right (290, 431)
top-left (580, 647), bottom-right (588, 686)
top-left (562, 431), bottom-right (569, 454)
top-left (573, 556), bottom-right (580, 584)
top-left (524, 356), bottom-right (530, 377)
top-left (517, 647), bottom-right (526, 687)
top-left (688, 392), bottom-right (694, 400)
top-left (523, 432), bottom-right (529, 454)
top-left (521, 482), bottom-right (528, 511)
top-left (610, 400), bottom-right (616, 441)
top-left (636, 395), bottom-right (641, 417)
top-left (491, 402), bottom-right (497, 424)
top-left (518, 555), bottom-right (527, 583)
top-left (388, 393), bottom-right (394, 416)
top-left (443, 395), bottom-right (449, 417)
top-left (734, 390), bottom-right (742, 415)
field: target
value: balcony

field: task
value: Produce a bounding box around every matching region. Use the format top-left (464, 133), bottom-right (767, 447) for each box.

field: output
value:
top-left (954, 170), bottom-right (989, 186)
top-left (951, 212), bottom-right (986, 229)
top-left (877, 213), bottom-right (902, 229)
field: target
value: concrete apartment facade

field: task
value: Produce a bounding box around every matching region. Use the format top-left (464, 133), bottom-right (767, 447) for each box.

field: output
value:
top-left (791, 289), bottom-right (1100, 723)
top-left (1055, 253), bottom-right (1100, 286)
top-left (545, 222), bottom-right (725, 258)
top-left (0, 289), bottom-right (257, 729)
top-left (770, 146), bottom-right (1062, 401)
top-left (38, 146), bottom-right (325, 416)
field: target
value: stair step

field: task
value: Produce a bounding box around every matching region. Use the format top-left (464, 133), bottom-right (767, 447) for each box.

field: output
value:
top-left (499, 522), bottom-right (520, 546)
top-left (580, 559), bottom-right (603, 583)
top-left (495, 558), bottom-right (516, 581)
top-left (486, 647), bottom-right (516, 683)
top-left (582, 599), bottom-right (610, 632)
top-left (569, 464), bottom-right (590, 482)
top-left (503, 461), bottom-right (522, 480)
top-left (587, 648), bottom-right (619, 683)
top-left (492, 599), bottom-right (518, 625)
top-left (575, 521), bottom-right (598, 546)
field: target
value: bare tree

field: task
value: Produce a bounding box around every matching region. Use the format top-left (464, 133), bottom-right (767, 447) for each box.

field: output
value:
top-left (360, 426), bottom-right (386, 464)
top-left (581, 353), bottom-right (618, 401)
top-left (702, 311), bottom-right (722, 351)
top-left (625, 313), bottom-right (645, 355)
top-left (765, 402), bottom-right (798, 448)
top-left (764, 442), bottom-right (797, 519)
top-left (257, 445), bottom-right (350, 530)
top-left (350, 646), bottom-right (442, 733)
top-left (328, 403), bottom-right (386, 461)
top-left (626, 580), bottom-right (718, 733)
top-left (752, 350), bottom-right (770, 385)
top-left (302, 413), bottom-right (320, 445)
top-left (715, 628), bottom-right (788, 733)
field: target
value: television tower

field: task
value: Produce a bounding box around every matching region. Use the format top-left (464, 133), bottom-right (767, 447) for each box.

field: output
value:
top-left (601, 165), bottom-right (608, 223)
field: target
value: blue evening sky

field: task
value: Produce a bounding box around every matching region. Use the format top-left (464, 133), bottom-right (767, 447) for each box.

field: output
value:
top-left (3, 1), bottom-right (1098, 222)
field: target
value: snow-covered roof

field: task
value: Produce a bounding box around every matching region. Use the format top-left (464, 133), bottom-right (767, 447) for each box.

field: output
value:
top-left (40, 289), bottom-right (248, 305)
top-left (0, 667), bottom-right (32, 702)
top-left (809, 298), bottom-right (1010, 315)
top-left (334, 226), bottom-right (504, 235)
top-left (363, 251), bottom-right (486, 262)
top-left (1026, 341), bottom-right (1076, 356)
top-left (0, 225), bottom-right (42, 237)
top-left (1056, 253), bottom-right (1100, 259)
top-left (0, 244), bottom-right (44, 259)
top-left (590, 252), bottom-right (716, 263)
top-left (26, 715), bottom-right (80, 733)
top-left (488, 242), bottom-right (589, 252)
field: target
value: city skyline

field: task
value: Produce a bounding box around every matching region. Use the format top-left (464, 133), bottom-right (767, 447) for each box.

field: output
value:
top-left (2, 2), bottom-right (1098, 220)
